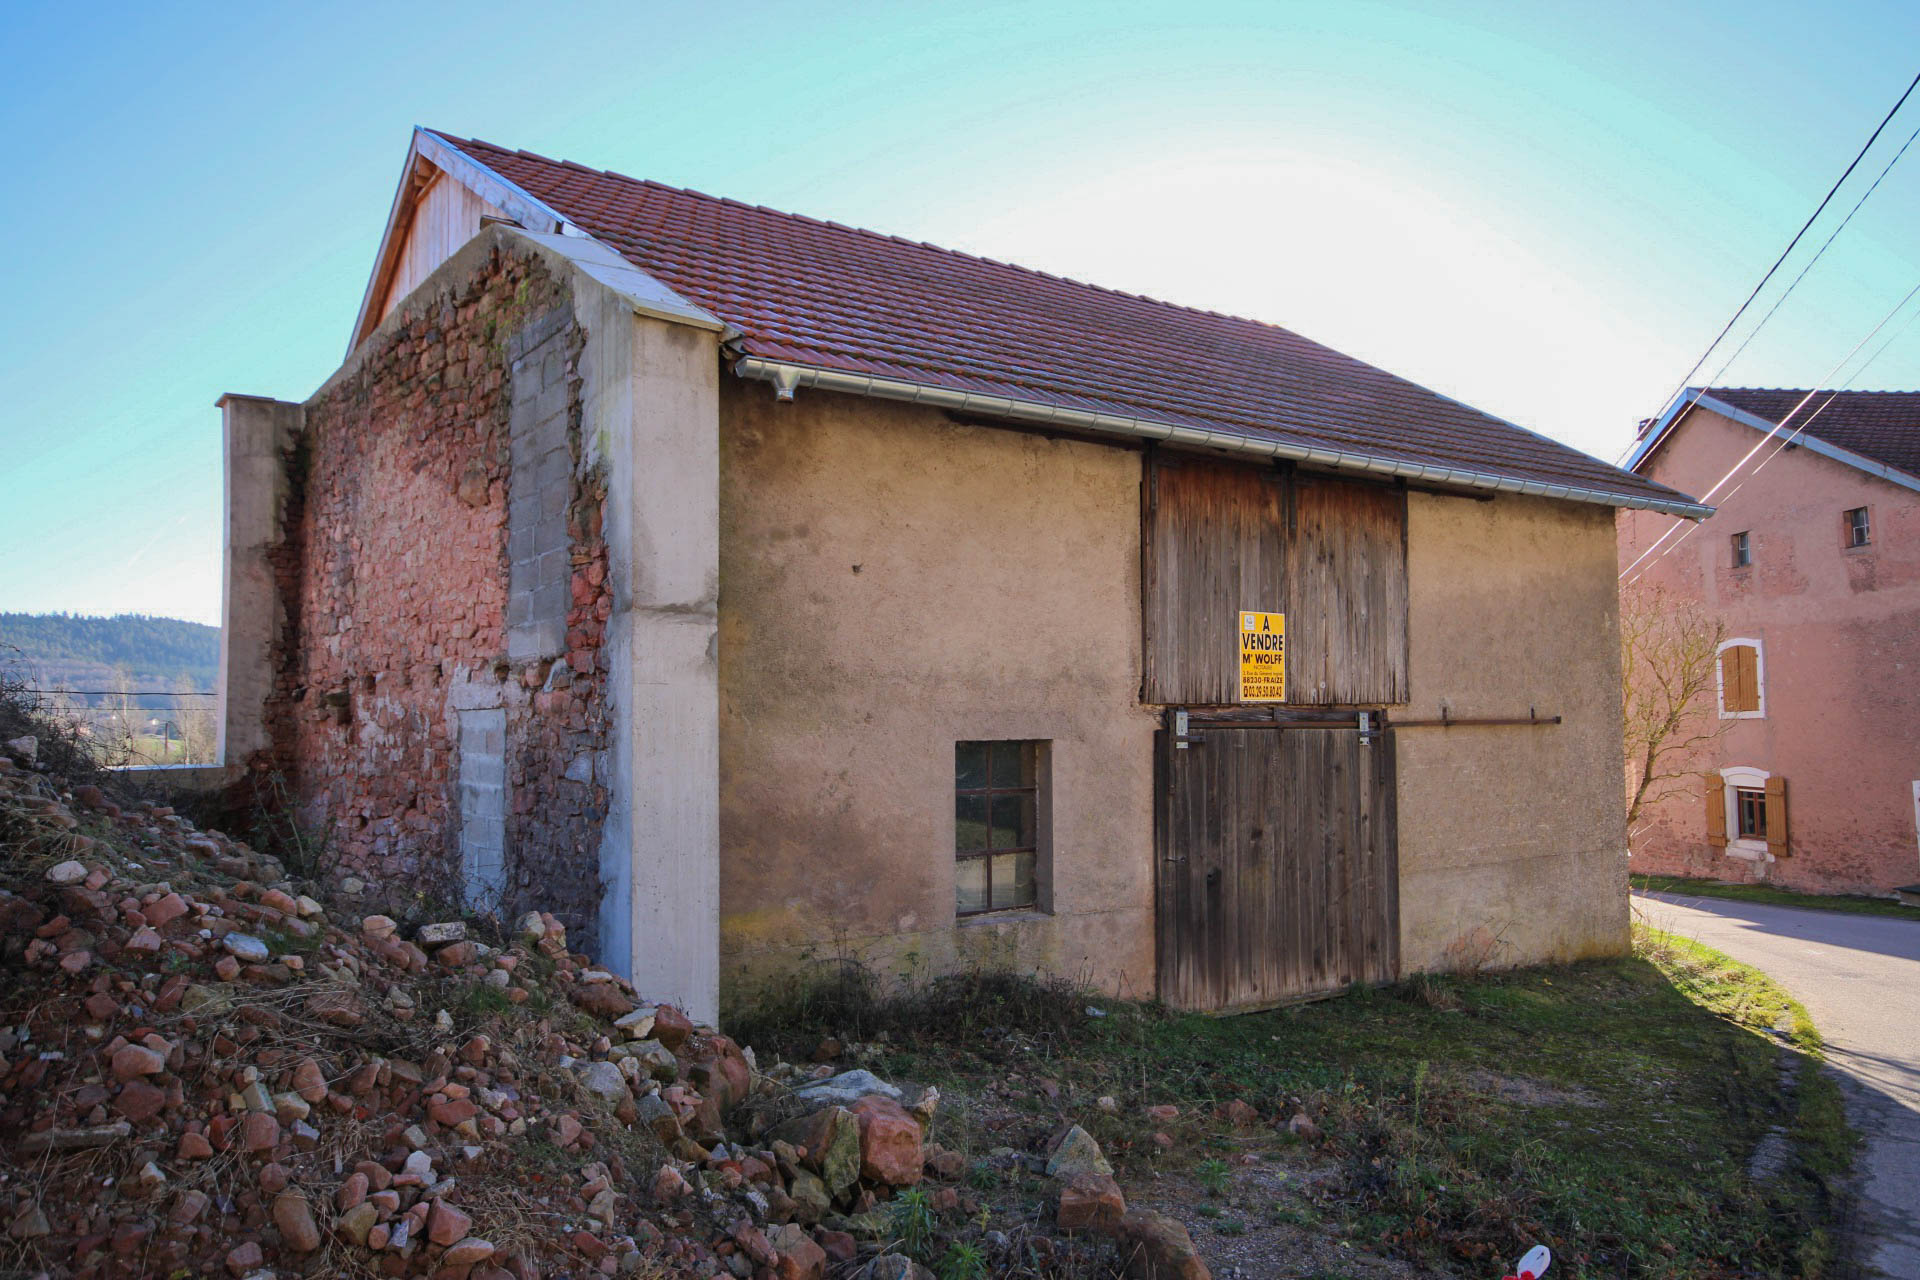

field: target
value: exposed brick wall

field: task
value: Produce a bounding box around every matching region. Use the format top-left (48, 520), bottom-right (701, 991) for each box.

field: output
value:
top-left (260, 244), bottom-right (613, 949)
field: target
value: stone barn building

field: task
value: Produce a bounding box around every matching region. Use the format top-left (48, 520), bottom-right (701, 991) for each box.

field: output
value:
top-left (217, 129), bottom-right (1707, 1022)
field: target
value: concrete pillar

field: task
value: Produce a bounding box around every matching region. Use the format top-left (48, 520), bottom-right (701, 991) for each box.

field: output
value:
top-left (216, 395), bottom-right (301, 769)
top-left (579, 301), bottom-right (722, 1024)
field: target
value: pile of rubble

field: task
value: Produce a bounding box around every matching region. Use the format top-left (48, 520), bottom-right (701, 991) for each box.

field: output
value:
top-left (0, 742), bottom-right (1205, 1279)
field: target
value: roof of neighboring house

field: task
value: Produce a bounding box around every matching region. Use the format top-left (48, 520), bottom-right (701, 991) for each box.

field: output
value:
top-left (1629, 387), bottom-right (1920, 494)
top-left (1696, 388), bottom-right (1920, 481)
top-left (399, 129), bottom-right (1706, 516)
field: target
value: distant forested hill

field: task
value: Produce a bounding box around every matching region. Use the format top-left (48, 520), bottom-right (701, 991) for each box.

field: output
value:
top-left (0, 613), bottom-right (220, 693)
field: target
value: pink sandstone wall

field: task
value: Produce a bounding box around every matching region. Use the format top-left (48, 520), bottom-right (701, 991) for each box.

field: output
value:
top-left (1620, 406), bottom-right (1920, 893)
top-left (260, 243), bottom-right (616, 943)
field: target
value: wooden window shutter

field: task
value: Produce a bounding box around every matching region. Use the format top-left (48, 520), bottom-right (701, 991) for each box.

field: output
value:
top-left (1706, 775), bottom-right (1728, 849)
top-left (1766, 776), bottom-right (1789, 857)
top-left (1721, 646), bottom-right (1759, 713)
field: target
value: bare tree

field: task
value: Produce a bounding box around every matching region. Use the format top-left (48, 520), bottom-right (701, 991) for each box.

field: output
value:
top-left (1620, 581), bottom-right (1729, 839)
top-left (42, 682), bottom-right (90, 747)
top-left (173, 675), bottom-right (217, 764)
top-left (105, 667), bottom-right (140, 765)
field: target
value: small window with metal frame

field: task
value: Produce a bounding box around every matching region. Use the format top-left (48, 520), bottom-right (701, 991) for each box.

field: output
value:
top-left (1845, 506), bottom-right (1871, 548)
top-left (1730, 530), bottom-right (1751, 567)
top-left (955, 741), bottom-right (1042, 915)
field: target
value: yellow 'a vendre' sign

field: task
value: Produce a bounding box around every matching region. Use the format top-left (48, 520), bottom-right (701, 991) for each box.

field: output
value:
top-left (1238, 610), bottom-right (1286, 702)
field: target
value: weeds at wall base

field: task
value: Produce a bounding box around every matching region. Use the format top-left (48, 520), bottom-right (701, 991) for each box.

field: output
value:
top-left (726, 959), bottom-right (1093, 1064)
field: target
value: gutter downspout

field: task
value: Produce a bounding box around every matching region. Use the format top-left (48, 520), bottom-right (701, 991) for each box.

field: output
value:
top-left (733, 357), bottom-right (1716, 521)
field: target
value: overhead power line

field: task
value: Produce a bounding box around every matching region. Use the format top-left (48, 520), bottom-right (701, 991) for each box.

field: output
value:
top-left (1699, 117), bottom-right (1920, 392)
top-left (1639, 66), bottom-right (1920, 437)
top-left (1620, 274), bottom-right (1920, 582)
top-left (20, 689), bottom-right (215, 697)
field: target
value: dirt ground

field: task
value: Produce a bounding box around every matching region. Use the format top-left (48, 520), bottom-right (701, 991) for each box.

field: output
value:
top-left (1136, 1158), bottom-right (1455, 1280)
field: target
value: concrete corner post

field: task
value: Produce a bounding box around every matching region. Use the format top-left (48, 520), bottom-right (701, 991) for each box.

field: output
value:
top-left (216, 394), bottom-right (301, 770)
top-left (580, 298), bottom-right (723, 1024)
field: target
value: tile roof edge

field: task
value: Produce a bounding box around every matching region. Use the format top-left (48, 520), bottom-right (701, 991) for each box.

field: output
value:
top-left (737, 356), bottom-right (1715, 519)
top-left (1713, 385), bottom-right (1920, 397)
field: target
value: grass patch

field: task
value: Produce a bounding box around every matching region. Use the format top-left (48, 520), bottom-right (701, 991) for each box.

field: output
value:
top-left (1634, 872), bottom-right (1920, 920)
top-left (742, 931), bottom-right (1854, 1278)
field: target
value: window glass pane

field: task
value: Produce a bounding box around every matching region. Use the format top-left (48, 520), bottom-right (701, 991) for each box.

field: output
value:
top-left (955, 741), bottom-right (988, 790)
top-left (956, 794), bottom-right (989, 852)
top-left (991, 852), bottom-right (1036, 910)
top-left (956, 857), bottom-right (989, 914)
top-left (989, 741), bottom-right (1034, 789)
top-left (989, 793), bottom-right (1035, 850)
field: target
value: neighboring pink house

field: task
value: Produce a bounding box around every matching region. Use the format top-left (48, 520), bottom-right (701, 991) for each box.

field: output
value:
top-left (1620, 388), bottom-right (1920, 895)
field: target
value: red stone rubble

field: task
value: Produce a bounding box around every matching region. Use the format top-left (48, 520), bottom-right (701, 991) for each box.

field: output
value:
top-left (0, 751), bottom-right (972, 1280)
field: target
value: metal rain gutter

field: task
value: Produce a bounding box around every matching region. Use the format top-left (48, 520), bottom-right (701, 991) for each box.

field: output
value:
top-left (734, 357), bottom-right (1716, 520)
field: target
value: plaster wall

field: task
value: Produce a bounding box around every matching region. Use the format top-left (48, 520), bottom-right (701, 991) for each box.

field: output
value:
top-left (1397, 492), bottom-right (1632, 971)
top-left (1620, 407), bottom-right (1920, 893)
top-left (715, 385), bottom-right (1159, 1005)
top-left (217, 395), bottom-right (301, 770)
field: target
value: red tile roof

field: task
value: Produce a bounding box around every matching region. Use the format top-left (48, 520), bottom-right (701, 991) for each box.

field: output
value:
top-left (1698, 388), bottom-right (1920, 482)
top-left (431, 131), bottom-right (1696, 512)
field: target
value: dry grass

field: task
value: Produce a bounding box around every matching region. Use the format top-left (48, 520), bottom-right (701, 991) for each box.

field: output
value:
top-left (740, 944), bottom-right (1856, 1279)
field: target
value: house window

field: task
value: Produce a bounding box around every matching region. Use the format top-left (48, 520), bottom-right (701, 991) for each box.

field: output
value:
top-left (1716, 639), bottom-right (1764, 718)
top-left (1845, 506), bottom-right (1871, 548)
top-left (1730, 531), bottom-right (1751, 567)
top-left (1709, 766), bottom-right (1788, 863)
top-left (955, 741), bottom-right (1045, 916)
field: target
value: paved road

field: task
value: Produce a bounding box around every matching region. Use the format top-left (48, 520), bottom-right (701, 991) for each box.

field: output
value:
top-left (1633, 891), bottom-right (1920, 1279)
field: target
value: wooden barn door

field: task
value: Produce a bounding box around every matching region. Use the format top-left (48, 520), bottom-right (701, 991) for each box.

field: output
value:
top-left (1143, 454), bottom-right (1407, 1011)
top-left (1155, 710), bottom-right (1399, 1011)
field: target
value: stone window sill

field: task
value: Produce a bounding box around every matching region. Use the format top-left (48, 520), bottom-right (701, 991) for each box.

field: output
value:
top-left (957, 908), bottom-right (1051, 929)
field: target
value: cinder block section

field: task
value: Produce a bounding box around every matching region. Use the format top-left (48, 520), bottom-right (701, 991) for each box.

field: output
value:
top-left (217, 394), bottom-right (302, 767)
top-left (507, 307), bottom-right (575, 660)
top-left (457, 707), bottom-right (509, 912)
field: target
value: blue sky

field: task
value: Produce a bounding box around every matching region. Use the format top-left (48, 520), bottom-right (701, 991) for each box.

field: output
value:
top-left (4, 0), bottom-right (1918, 626)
